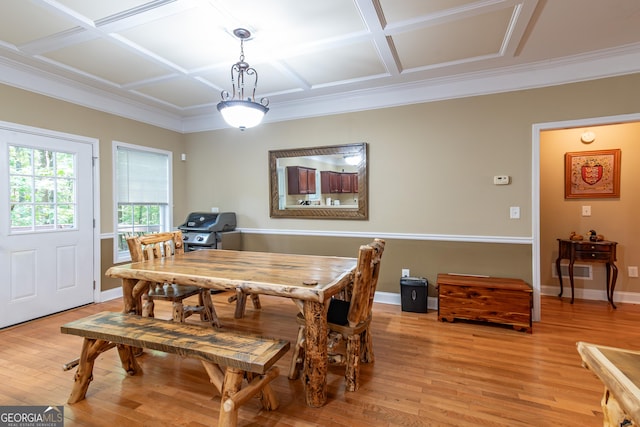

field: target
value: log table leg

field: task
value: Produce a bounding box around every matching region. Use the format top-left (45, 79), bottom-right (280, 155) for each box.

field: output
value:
top-left (302, 300), bottom-right (328, 407)
top-left (122, 278), bottom-right (141, 315)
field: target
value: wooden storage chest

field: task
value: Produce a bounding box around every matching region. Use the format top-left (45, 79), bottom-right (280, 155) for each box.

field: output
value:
top-left (437, 273), bottom-right (533, 333)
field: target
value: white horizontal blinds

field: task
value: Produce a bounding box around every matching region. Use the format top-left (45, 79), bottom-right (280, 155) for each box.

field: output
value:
top-left (116, 146), bottom-right (168, 204)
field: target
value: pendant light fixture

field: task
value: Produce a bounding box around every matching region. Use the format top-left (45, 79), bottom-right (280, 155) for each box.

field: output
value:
top-left (217, 28), bottom-right (269, 130)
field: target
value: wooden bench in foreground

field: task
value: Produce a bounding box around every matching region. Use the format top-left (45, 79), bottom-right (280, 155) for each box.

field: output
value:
top-left (61, 311), bottom-right (290, 427)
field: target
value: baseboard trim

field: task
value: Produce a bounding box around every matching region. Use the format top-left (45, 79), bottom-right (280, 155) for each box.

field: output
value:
top-left (99, 286), bottom-right (123, 303)
top-left (374, 291), bottom-right (438, 310)
top-left (101, 286), bottom-right (631, 314)
top-left (100, 288), bottom-right (435, 309)
top-left (540, 285), bottom-right (640, 305)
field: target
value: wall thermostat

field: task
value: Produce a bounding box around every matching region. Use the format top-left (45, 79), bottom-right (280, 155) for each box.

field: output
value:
top-left (493, 175), bottom-right (511, 185)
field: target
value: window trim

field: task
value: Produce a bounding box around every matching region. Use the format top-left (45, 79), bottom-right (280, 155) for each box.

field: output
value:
top-left (112, 141), bottom-right (173, 263)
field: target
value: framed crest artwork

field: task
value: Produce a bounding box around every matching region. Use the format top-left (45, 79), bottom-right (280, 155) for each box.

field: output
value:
top-left (565, 149), bottom-right (621, 199)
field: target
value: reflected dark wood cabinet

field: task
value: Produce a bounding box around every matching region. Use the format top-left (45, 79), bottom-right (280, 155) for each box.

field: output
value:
top-left (287, 166), bottom-right (316, 194)
top-left (555, 239), bottom-right (618, 308)
top-left (321, 171), bottom-right (357, 193)
top-left (320, 171), bottom-right (340, 193)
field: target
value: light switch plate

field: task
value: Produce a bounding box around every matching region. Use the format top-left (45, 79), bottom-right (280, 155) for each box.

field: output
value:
top-left (581, 206), bottom-right (591, 216)
top-left (510, 206), bottom-right (520, 219)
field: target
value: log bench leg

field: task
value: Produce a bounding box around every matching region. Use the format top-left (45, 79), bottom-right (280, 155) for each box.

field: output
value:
top-left (202, 362), bottom-right (281, 427)
top-left (219, 368), bottom-right (244, 427)
top-left (68, 339), bottom-right (141, 404)
top-left (116, 343), bottom-right (142, 375)
top-left (68, 339), bottom-right (140, 404)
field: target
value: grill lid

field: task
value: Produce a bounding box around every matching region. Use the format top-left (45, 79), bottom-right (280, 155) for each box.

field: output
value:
top-left (178, 212), bottom-right (236, 232)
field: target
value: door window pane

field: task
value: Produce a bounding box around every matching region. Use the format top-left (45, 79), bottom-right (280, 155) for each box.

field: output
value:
top-left (34, 149), bottom-right (55, 176)
top-left (8, 145), bottom-right (77, 233)
top-left (9, 146), bottom-right (33, 175)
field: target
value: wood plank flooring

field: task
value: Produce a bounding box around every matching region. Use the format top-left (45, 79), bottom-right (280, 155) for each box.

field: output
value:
top-left (1, 293), bottom-right (639, 426)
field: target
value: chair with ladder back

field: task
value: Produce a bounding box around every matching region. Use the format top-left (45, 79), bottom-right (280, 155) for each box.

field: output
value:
top-left (288, 238), bottom-right (385, 391)
top-left (126, 230), bottom-right (220, 327)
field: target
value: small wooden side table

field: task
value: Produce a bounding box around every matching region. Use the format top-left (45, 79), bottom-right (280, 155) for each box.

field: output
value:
top-left (555, 239), bottom-right (618, 308)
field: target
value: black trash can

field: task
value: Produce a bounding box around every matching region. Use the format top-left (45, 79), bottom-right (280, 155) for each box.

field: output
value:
top-left (400, 277), bottom-right (428, 313)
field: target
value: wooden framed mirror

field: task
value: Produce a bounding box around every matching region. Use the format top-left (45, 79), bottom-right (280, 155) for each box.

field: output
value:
top-left (269, 142), bottom-right (368, 219)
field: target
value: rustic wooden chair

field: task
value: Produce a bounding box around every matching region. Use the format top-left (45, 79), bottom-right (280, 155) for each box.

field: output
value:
top-left (288, 238), bottom-right (385, 391)
top-left (126, 231), bottom-right (220, 327)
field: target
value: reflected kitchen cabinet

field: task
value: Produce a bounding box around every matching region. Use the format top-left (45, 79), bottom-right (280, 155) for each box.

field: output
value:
top-left (343, 172), bottom-right (357, 193)
top-left (321, 171), bottom-right (357, 193)
top-left (321, 171), bottom-right (340, 193)
top-left (287, 166), bottom-right (316, 194)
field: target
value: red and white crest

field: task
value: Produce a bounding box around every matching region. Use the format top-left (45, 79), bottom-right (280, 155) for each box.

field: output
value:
top-left (581, 164), bottom-right (603, 185)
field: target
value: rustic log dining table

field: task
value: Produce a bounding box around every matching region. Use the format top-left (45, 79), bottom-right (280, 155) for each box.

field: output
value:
top-left (105, 248), bottom-right (357, 408)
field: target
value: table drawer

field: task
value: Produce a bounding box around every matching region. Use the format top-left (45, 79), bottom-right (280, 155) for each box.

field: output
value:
top-left (575, 251), bottom-right (613, 261)
top-left (574, 243), bottom-right (613, 252)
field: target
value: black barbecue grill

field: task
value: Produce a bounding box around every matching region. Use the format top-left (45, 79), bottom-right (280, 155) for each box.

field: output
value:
top-left (178, 212), bottom-right (236, 251)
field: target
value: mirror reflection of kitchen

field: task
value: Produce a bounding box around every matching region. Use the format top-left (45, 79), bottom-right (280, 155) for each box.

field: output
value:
top-left (277, 153), bottom-right (360, 210)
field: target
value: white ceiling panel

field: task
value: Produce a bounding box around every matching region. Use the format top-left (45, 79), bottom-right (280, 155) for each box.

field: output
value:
top-left (135, 76), bottom-right (219, 108)
top-left (55, 0), bottom-right (155, 21)
top-left (117, 5), bottom-right (233, 71)
top-left (41, 37), bottom-right (173, 85)
top-left (217, 0), bottom-right (367, 46)
top-left (516, 1), bottom-right (640, 61)
top-left (378, 0), bottom-right (480, 25)
top-left (284, 41), bottom-right (387, 87)
top-left (0, 0), bottom-right (639, 132)
top-left (0, 0), bottom-right (76, 46)
top-left (392, 7), bottom-right (514, 70)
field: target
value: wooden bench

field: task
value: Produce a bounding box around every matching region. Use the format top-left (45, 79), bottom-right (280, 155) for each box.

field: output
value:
top-left (437, 274), bottom-right (533, 333)
top-left (61, 311), bottom-right (290, 427)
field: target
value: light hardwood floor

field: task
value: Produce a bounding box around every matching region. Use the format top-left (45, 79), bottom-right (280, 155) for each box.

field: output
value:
top-left (1, 293), bottom-right (639, 426)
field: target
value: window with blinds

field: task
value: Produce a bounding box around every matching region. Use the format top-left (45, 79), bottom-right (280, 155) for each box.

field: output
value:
top-left (113, 142), bottom-right (172, 261)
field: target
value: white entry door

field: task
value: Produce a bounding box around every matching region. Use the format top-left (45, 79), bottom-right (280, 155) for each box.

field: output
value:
top-left (0, 126), bottom-right (95, 328)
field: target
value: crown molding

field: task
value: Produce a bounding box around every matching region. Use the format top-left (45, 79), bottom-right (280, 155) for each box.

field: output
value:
top-left (0, 54), bottom-right (184, 132)
top-left (2, 43), bottom-right (640, 134)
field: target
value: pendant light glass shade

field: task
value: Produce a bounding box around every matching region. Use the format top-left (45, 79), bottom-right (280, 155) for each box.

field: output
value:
top-left (217, 28), bottom-right (269, 130)
top-left (217, 100), bottom-right (268, 130)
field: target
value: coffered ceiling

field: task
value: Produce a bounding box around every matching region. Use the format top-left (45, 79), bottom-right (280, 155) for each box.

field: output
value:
top-left (1, 0), bottom-right (639, 133)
